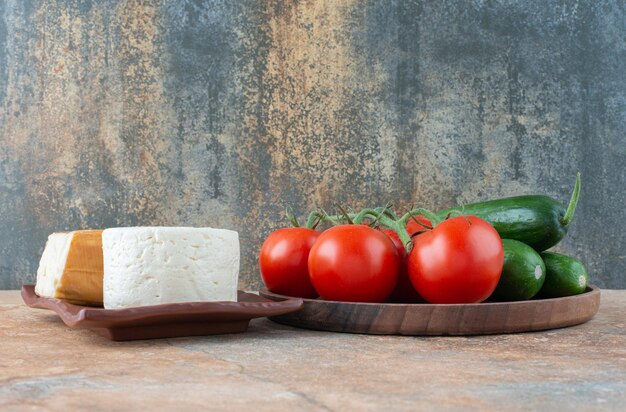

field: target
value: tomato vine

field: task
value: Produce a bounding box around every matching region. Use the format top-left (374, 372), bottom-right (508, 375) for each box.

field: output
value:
top-left (302, 206), bottom-right (443, 253)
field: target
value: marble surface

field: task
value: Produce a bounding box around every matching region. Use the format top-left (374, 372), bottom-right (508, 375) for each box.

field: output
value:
top-left (1, 290), bottom-right (625, 411)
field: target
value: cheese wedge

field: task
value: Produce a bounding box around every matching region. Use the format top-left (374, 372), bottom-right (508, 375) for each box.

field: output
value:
top-left (102, 227), bottom-right (240, 309)
top-left (35, 230), bottom-right (104, 306)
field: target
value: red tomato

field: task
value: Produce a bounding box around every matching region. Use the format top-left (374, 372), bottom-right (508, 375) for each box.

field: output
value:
top-left (259, 228), bottom-right (320, 298)
top-left (406, 215), bottom-right (432, 237)
top-left (308, 225), bottom-right (400, 302)
top-left (380, 228), bottom-right (424, 303)
top-left (408, 216), bottom-right (504, 304)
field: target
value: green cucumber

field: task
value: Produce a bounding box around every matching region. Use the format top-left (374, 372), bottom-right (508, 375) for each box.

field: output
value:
top-left (491, 239), bottom-right (546, 301)
top-left (539, 252), bottom-right (588, 298)
top-left (436, 174), bottom-right (581, 251)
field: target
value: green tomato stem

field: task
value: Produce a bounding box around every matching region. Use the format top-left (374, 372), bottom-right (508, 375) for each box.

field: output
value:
top-left (356, 209), bottom-right (413, 254)
top-left (304, 211), bottom-right (321, 229)
top-left (286, 206), bottom-right (300, 227)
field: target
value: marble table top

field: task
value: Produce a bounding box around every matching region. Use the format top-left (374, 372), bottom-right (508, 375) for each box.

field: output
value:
top-left (1, 290), bottom-right (624, 411)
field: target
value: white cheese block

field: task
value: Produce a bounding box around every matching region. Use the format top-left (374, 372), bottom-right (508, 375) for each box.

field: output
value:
top-left (102, 227), bottom-right (240, 309)
top-left (35, 230), bottom-right (104, 306)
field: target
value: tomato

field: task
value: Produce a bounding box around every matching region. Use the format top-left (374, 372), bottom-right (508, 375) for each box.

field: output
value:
top-left (380, 228), bottom-right (424, 303)
top-left (408, 216), bottom-right (504, 304)
top-left (308, 225), bottom-right (400, 302)
top-left (357, 217), bottom-right (431, 303)
top-left (259, 228), bottom-right (320, 298)
top-left (406, 215), bottom-right (432, 237)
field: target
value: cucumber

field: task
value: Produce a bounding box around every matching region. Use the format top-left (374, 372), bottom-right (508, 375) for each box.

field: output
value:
top-left (491, 239), bottom-right (546, 301)
top-left (539, 252), bottom-right (588, 298)
top-left (436, 174), bottom-right (580, 251)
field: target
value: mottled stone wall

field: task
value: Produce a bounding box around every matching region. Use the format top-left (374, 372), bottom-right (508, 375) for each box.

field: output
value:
top-left (1, 0), bottom-right (624, 289)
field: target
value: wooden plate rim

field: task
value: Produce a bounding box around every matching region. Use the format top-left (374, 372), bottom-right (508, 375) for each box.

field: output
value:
top-left (258, 286), bottom-right (601, 336)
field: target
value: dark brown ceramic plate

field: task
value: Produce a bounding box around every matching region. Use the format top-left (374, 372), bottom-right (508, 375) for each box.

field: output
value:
top-left (259, 285), bottom-right (600, 336)
top-left (22, 285), bottom-right (303, 341)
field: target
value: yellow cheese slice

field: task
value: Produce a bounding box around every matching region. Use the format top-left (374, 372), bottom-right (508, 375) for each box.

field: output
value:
top-left (35, 230), bottom-right (104, 306)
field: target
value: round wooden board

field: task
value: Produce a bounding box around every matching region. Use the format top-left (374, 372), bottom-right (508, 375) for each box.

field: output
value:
top-left (259, 286), bottom-right (601, 336)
